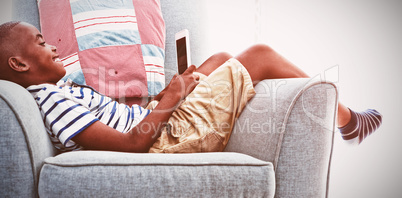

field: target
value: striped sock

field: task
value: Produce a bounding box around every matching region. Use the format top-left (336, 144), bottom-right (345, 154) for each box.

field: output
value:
top-left (339, 109), bottom-right (383, 145)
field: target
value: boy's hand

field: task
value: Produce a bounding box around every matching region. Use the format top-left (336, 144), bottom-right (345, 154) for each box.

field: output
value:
top-left (155, 65), bottom-right (199, 101)
top-left (170, 65), bottom-right (200, 99)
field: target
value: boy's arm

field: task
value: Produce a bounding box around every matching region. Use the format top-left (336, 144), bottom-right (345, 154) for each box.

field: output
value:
top-left (72, 66), bottom-right (200, 153)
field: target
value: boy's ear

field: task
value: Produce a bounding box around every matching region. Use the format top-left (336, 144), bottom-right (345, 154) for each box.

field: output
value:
top-left (8, 56), bottom-right (30, 72)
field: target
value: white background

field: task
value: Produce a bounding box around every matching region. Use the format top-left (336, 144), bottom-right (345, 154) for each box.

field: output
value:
top-left (2, 0), bottom-right (402, 197)
top-left (202, 1), bottom-right (402, 196)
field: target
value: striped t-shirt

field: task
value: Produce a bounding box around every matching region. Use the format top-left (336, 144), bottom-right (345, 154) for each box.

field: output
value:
top-left (27, 79), bottom-right (151, 152)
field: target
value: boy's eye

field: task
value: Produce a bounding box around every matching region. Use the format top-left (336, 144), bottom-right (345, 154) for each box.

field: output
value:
top-left (40, 42), bottom-right (46, 46)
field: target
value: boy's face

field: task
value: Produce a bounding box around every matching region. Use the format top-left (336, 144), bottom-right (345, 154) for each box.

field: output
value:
top-left (11, 22), bottom-right (65, 84)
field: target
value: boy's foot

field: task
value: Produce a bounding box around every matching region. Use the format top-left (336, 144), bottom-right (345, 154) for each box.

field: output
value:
top-left (339, 109), bottom-right (383, 145)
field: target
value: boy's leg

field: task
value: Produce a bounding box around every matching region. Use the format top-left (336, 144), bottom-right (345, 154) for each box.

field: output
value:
top-left (234, 44), bottom-right (309, 82)
top-left (195, 52), bottom-right (233, 76)
top-left (232, 44), bottom-right (350, 126)
top-left (233, 44), bottom-right (382, 145)
top-left (195, 45), bottom-right (354, 128)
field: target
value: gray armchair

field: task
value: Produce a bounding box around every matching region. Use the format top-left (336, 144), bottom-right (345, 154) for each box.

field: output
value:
top-left (0, 0), bottom-right (337, 197)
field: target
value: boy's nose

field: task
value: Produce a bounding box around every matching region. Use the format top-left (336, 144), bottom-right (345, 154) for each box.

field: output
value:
top-left (50, 45), bottom-right (57, 52)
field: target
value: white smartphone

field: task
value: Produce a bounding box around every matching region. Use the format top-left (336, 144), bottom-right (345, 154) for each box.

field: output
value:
top-left (175, 29), bottom-right (191, 74)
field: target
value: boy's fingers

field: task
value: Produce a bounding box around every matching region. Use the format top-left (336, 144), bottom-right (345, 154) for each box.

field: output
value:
top-left (171, 74), bottom-right (179, 82)
top-left (194, 74), bottom-right (200, 81)
top-left (184, 65), bottom-right (197, 74)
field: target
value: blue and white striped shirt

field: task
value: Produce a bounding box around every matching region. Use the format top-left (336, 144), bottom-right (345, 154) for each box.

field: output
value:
top-left (27, 79), bottom-right (151, 152)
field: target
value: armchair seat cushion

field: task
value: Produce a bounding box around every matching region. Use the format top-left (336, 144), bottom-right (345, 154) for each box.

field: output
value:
top-left (39, 151), bottom-right (275, 197)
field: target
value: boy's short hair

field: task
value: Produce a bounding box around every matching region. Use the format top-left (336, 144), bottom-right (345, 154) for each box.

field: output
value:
top-left (0, 21), bottom-right (21, 43)
top-left (0, 21), bottom-right (22, 79)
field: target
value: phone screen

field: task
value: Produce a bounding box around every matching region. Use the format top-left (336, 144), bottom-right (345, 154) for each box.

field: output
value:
top-left (176, 37), bottom-right (188, 74)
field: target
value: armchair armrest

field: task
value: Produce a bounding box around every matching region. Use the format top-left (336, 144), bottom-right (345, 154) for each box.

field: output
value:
top-left (225, 77), bottom-right (338, 197)
top-left (0, 80), bottom-right (57, 197)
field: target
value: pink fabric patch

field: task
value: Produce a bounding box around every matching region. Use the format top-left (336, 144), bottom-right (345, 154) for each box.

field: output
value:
top-left (133, 0), bottom-right (165, 48)
top-left (79, 45), bottom-right (148, 98)
top-left (38, 0), bottom-right (79, 58)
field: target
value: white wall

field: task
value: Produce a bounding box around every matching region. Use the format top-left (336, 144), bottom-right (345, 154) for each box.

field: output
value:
top-left (0, 0), bottom-right (12, 24)
top-left (204, 0), bottom-right (402, 197)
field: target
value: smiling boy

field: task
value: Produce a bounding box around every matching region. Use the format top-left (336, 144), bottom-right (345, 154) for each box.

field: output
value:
top-left (0, 21), bottom-right (65, 87)
top-left (0, 21), bottom-right (383, 153)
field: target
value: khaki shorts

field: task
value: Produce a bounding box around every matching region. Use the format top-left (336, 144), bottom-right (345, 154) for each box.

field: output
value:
top-left (147, 58), bottom-right (256, 153)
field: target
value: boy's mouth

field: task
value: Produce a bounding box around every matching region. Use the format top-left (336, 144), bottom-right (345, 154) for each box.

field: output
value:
top-left (53, 55), bottom-right (61, 63)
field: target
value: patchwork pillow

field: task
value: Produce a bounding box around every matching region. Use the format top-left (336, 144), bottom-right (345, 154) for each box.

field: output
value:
top-left (38, 0), bottom-right (165, 98)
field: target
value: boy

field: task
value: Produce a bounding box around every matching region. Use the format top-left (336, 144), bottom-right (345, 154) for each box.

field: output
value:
top-left (0, 21), bottom-right (383, 153)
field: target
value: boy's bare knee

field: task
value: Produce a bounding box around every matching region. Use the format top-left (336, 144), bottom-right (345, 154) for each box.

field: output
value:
top-left (235, 44), bottom-right (275, 64)
top-left (212, 52), bottom-right (233, 62)
top-left (248, 44), bottom-right (275, 55)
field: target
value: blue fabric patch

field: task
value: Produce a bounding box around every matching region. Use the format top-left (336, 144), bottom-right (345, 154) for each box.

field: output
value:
top-left (141, 44), bottom-right (165, 59)
top-left (62, 70), bottom-right (86, 85)
top-left (70, 0), bottom-right (134, 15)
top-left (147, 81), bottom-right (164, 96)
top-left (77, 29), bottom-right (140, 51)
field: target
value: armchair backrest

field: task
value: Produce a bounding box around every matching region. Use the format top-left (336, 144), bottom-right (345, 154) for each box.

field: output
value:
top-left (160, 0), bottom-right (209, 84)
